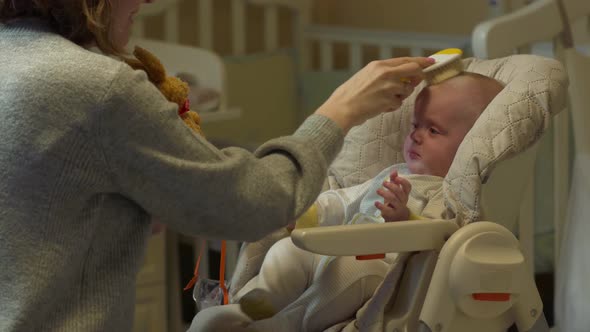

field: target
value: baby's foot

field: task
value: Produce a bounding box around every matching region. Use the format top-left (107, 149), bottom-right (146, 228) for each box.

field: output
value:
top-left (239, 288), bottom-right (277, 321)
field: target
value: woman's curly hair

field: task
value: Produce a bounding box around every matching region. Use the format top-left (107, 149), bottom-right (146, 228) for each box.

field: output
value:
top-left (0, 0), bottom-right (123, 55)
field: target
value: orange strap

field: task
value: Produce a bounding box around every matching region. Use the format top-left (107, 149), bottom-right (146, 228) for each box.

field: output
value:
top-left (356, 253), bottom-right (386, 260)
top-left (219, 241), bottom-right (229, 305)
top-left (472, 293), bottom-right (511, 302)
top-left (183, 239), bottom-right (204, 291)
top-left (183, 239), bottom-right (229, 305)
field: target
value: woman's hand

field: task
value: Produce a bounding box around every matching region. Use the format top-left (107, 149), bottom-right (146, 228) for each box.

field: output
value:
top-left (315, 57), bottom-right (434, 133)
top-left (375, 170), bottom-right (412, 222)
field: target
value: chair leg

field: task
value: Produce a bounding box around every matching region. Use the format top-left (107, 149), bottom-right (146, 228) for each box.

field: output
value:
top-left (166, 230), bottom-right (185, 332)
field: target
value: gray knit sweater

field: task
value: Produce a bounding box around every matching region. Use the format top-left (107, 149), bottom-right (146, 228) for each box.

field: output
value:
top-left (0, 20), bottom-right (343, 331)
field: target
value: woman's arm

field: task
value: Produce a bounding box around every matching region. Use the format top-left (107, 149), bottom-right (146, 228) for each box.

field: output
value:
top-left (97, 56), bottom-right (433, 242)
top-left (97, 65), bottom-right (342, 242)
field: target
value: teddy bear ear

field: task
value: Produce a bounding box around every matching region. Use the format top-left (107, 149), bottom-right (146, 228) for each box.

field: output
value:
top-left (133, 46), bottom-right (167, 84)
top-left (124, 58), bottom-right (146, 71)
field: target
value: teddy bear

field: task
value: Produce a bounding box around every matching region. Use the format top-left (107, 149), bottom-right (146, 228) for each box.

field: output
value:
top-left (124, 46), bottom-right (204, 136)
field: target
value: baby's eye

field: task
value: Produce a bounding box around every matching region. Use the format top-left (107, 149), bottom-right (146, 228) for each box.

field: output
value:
top-left (411, 123), bottom-right (418, 129)
top-left (429, 127), bottom-right (440, 135)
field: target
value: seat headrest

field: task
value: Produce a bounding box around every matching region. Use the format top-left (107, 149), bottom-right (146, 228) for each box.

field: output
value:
top-left (327, 54), bottom-right (569, 225)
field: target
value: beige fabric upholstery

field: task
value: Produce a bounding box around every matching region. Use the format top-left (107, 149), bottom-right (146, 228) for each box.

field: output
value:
top-left (327, 54), bottom-right (568, 226)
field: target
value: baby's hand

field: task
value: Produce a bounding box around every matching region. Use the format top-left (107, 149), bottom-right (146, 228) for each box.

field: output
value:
top-left (375, 170), bottom-right (412, 222)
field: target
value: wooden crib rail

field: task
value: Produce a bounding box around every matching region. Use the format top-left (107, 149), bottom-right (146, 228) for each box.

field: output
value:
top-left (134, 0), bottom-right (310, 57)
top-left (308, 25), bottom-right (469, 72)
top-left (133, 0), bottom-right (470, 73)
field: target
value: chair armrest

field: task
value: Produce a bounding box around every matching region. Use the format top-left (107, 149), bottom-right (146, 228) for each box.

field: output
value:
top-left (290, 219), bottom-right (458, 256)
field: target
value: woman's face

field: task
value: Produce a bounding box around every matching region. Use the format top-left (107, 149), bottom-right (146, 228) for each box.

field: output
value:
top-left (110, 0), bottom-right (153, 48)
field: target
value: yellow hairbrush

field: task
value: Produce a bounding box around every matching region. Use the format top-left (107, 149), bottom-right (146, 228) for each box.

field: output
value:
top-left (423, 48), bottom-right (464, 85)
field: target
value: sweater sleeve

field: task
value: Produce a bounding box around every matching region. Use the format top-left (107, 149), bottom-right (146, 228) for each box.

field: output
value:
top-left (96, 64), bottom-right (344, 242)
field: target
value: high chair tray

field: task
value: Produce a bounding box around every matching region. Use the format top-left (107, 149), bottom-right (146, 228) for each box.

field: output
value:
top-left (291, 219), bottom-right (458, 256)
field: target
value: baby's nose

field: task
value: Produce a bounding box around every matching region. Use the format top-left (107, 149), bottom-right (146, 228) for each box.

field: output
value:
top-left (410, 129), bottom-right (422, 143)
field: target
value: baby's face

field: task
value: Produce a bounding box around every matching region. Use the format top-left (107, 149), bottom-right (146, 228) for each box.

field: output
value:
top-left (403, 84), bottom-right (479, 177)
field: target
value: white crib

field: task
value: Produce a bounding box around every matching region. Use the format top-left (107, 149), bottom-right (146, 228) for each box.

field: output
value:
top-left (126, 1), bottom-right (584, 331)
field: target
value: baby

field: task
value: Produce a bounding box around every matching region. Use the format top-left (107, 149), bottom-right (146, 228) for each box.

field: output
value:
top-left (190, 72), bottom-right (504, 332)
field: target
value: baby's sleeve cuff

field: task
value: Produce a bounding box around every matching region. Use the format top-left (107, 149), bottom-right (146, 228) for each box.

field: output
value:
top-left (408, 211), bottom-right (426, 220)
top-left (295, 203), bottom-right (320, 229)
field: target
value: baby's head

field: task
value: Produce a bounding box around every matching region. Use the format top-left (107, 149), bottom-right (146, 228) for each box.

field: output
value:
top-left (403, 72), bottom-right (504, 177)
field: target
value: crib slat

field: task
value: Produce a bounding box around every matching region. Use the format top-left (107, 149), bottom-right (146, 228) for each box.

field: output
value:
top-left (197, 240), bottom-right (211, 279)
top-left (225, 241), bottom-right (241, 280)
top-left (519, 174), bottom-right (535, 275)
top-left (320, 41), bottom-right (333, 72)
top-left (349, 42), bottom-right (362, 71)
top-left (378, 44), bottom-right (392, 59)
top-left (553, 109), bottom-right (570, 260)
top-left (198, 0), bottom-right (213, 49)
top-left (293, 15), bottom-right (308, 72)
top-left (410, 47), bottom-right (423, 57)
top-left (232, 0), bottom-right (246, 56)
top-left (264, 5), bottom-right (279, 52)
top-left (295, 2), bottom-right (311, 72)
top-left (164, 6), bottom-right (179, 43)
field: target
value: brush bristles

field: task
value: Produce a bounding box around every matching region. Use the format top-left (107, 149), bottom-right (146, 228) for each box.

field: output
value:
top-left (424, 59), bottom-right (464, 85)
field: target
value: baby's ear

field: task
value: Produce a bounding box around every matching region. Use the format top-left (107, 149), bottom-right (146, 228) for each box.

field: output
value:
top-left (133, 46), bottom-right (167, 84)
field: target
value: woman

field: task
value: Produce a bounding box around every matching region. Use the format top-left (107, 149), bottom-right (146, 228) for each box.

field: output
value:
top-left (0, 0), bottom-right (433, 331)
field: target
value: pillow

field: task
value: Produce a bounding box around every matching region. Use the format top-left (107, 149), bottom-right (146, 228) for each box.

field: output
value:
top-left (327, 54), bottom-right (568, 226)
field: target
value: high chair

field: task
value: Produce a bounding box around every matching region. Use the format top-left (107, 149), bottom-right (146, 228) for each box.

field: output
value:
top-left (288, 54), bottom-right (568, 332)
top-left (190, 54), bottom-right (568, 332)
